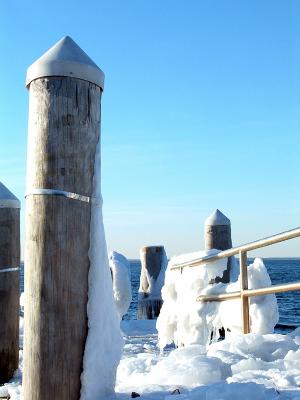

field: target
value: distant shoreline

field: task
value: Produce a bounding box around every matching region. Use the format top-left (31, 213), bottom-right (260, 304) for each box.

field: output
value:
top-left (127, 257), bottom-right (300, 262)
top-left (20, 257), bottom-right (300, 264)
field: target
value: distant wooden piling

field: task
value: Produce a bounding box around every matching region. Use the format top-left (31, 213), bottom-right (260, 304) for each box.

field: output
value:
top-left (23, 36), bottom-right (104, 400)
top-left (205, 209), bottom-right (232, 283)
top-left (138, 246), bottom-right (166, 319)
top-left (0, 182), bottom-right (20, 384)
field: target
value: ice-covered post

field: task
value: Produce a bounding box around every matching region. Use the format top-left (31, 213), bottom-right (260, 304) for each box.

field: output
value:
top-left (138, 245), bottom-right (167, 319)
top-left (205, 209), bottom-right (232, 283)
top-left (0, 182), bottom-right (20, 384)
top-left (23, 36), bottom-right (104, 400)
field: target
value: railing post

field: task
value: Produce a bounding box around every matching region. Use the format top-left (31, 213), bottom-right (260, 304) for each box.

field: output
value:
top-left (240, 250), bottom-right (250, 333)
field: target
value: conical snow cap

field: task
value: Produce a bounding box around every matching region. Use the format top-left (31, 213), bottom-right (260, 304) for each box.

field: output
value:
top-left (205, 209), bottom-right (230, 226)
top-left (26, 36), bottom-right (104, 90)
top-left (0, 182), bottom-right (20, 209)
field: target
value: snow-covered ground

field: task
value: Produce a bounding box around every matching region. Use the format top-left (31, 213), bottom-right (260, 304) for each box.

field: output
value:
top-left (3, 255), bottom-right (300, 399)
top-left (117, 320), bottom-right (300, 400)
top-left (2, 317), bottom-right (300, 399)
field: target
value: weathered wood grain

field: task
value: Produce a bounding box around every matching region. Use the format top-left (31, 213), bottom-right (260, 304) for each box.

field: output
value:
top-left (0, 208), bottom-right (20, 384)
top-left (23, 77), bottom-right (101, 400)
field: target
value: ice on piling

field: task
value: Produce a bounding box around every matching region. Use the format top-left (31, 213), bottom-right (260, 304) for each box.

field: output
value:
top-left (138, 246), bottom-right (168, 319)
top-left (157, 252), bottom-right (278, 349)
top-left (138, 247), bottom-right (168, 300)
top-left (109, 251), bottom-right (132, 320)
top-left (80, 141), bottom-right (123, 400)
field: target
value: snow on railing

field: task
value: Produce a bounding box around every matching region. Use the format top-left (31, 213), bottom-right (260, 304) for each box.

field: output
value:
top-left (171, 227), bottom-right (300, 334)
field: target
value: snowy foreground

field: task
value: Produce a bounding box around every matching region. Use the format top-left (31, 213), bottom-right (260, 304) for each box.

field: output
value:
top-left (4, 318), bottom-right (300, 400)
top-left (118, 320), bottom-right (300, 400)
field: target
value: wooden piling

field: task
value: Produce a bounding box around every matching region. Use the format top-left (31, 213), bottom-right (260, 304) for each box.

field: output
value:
top-left (0, 182), bottom-right (20, 384)
top-left (23, 36), bottom-right (104, 400)
top-left (137, 246), bottom-right (166, 319)
top-left (205, 209), bottom-right (233, 283)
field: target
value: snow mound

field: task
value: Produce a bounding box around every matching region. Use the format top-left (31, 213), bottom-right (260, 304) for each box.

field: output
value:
top-left (109, 251), bottom-right (132, 320)
top-left (157, 252), bottom-right (278, 349)
top-left (2, 312), bottom-right (300, 400)
top-left (116, 321), bottom-right (300, 399)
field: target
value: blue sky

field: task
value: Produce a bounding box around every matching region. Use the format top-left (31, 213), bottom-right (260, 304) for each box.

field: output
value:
top-left (0, 0), bottom-right (299, 258)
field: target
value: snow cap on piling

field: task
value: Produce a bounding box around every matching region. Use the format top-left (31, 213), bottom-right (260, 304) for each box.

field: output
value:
top-left (0, 182), bottom-right (20, 209)
top-left (26, 36), bottom-right (104, 90)
top-left (205, 209), bottom-right (230, 226)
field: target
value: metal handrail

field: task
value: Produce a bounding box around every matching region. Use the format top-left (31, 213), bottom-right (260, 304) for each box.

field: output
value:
top-left (171, 227), bottom-right (300, 271)
top-left (169, 226), bottom-right (300, 334)
top-left (197, 281), bottom-right (300, 302)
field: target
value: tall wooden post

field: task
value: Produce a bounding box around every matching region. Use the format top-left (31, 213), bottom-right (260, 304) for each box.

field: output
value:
top-left (23, 36), bottom-right (104, 400)
top-left (138, 246), bottom-right (166, 319)
top-left (0, 182), bottom-right (20, 384)
top-left (205, 209), bottom-right (232, 283)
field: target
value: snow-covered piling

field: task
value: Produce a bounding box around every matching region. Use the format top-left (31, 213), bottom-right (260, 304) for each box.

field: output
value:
top-left (0, 182), bottom-right (20, 384)
top-left (109, 251), bottom-right (132, 319)
top-left (138, 246), bottom-right (167, 319)
top-left (23, 36), bottom-right (111, 400)
top-left (205, 209), bottom-right (233, 283)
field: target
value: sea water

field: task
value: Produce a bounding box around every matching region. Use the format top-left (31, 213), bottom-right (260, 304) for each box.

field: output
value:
top-left (20, 258), bottom-right (300, 333)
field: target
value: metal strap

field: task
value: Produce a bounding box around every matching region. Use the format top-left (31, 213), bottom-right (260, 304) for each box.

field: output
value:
top-left (0, 267), bottom-right (20, 274)
top-left (25, 189), bottom-right (101, 205)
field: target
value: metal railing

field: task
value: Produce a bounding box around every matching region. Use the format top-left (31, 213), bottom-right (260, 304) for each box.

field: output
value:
top-left (170, 227), bottom-right (300, 334)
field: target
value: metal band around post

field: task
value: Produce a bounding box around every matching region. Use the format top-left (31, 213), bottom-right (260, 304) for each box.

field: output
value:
top-left (0, 267), bottom-right (20, 274)
top-left (25, 189), bottom-right (102, 206)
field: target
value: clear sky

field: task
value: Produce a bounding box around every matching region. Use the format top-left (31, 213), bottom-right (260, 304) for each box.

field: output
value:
top-left (0, 0), bottom-right (299, 259)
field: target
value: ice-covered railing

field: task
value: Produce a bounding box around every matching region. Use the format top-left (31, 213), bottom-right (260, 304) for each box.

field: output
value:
top-left (171, 227), bottom-right (300, 334)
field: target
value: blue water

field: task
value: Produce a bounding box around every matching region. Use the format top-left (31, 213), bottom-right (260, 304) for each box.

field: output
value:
top-left (20, 258), bottom-right (300, 333)
top-left (263, 259), bottom-right (300, 332)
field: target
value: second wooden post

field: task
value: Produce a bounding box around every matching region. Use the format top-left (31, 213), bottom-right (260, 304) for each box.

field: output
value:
top-left (0, 182), bottom-right (20, 384)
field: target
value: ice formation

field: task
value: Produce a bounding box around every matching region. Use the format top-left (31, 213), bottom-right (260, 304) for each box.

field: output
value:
top-left (157, 251), bottom-right (279, 349)
top-left (80, 140), bottom-right (123, 400)
top-left (109, 251), bottom-right (132, 320)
